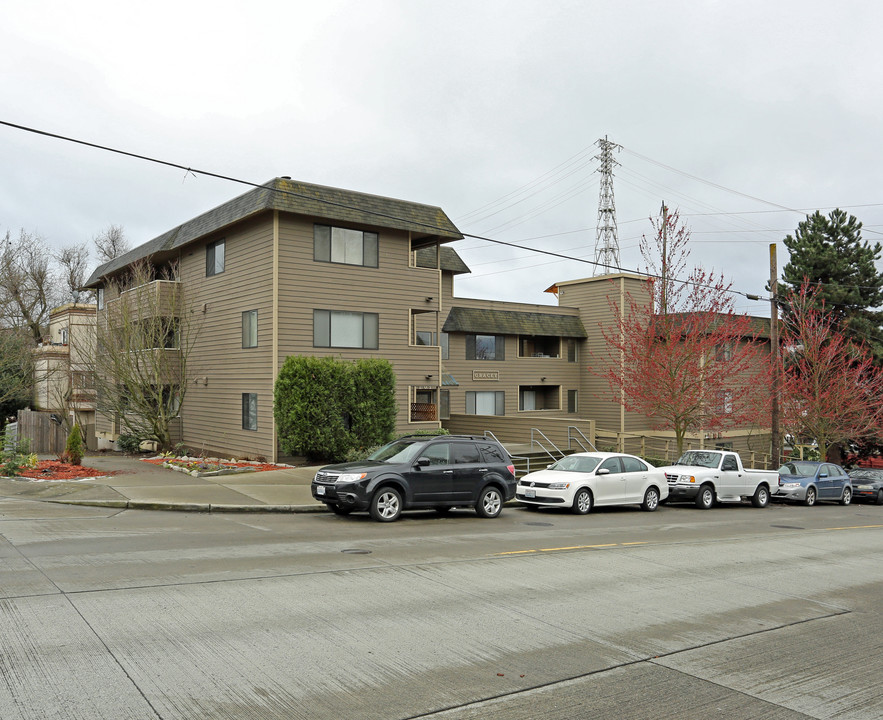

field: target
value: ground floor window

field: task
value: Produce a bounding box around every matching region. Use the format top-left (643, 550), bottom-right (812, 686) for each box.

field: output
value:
top-left (242, 393), bottom-right (257, 430)
top-left (567, 389), bottom-right (578, 413)
top-left (519, 385), bottom-right (560, 411)
top-left (465, 390), bottom-right (505, 416)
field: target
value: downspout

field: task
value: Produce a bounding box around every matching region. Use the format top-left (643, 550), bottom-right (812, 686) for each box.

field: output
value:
top-left (272, 211), bottom-right (280, 463)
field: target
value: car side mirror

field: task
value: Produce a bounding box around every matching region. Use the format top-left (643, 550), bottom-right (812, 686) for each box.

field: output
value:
top-left (416, 457), bottom-right (431, 468)
top-left (819, 472), bottom-right (828, 478)
top-left (597, 468), bottom-right (610, 475)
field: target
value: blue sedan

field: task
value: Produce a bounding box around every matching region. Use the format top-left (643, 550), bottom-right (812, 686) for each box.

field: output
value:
top-left (773, 461), bottom-right (852, 506)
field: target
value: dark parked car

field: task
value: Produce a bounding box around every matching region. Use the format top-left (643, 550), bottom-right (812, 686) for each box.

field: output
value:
top-left (311, 435), bottom-right (516, 522)
top-left (773, 461), bottom-right (852, 506)
top-left (847, 468), bottom-right (883, 504)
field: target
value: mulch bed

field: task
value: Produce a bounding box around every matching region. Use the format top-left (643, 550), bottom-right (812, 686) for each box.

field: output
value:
top-left (140, 457), bottom-right (290, 473)
top-left (14, 461), bottom-right (116, 481)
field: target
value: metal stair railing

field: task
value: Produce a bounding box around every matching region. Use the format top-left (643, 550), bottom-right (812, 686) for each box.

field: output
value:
top-left (530, 428), bottom-right (565, 466)
top-left (567, 426), bottom-right (597, 453)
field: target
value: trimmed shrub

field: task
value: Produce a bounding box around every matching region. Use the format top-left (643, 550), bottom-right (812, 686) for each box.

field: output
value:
top-left (274, 355), bottom-right (397, 462)
top-left (62, 424), bottom-right (84, 465)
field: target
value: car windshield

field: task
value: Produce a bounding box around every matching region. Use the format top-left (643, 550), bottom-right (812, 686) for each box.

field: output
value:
top-left (675, 451), bottom-right (721, 468)
top-left (367, 440), bottom-right (425, 464)
top-left (778, 462), bottom-right (818, 476)
top-left (548, 456), bottom-right (602, 473)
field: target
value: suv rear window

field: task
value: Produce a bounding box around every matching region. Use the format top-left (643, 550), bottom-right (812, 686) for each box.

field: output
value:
top-left (478, 443), bottom-right (507, 464)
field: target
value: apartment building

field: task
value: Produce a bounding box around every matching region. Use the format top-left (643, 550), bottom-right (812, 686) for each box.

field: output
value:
top-left (83, 178), bottom-right (768, 461)
top-left (32, 303), bottom-right (98, 440)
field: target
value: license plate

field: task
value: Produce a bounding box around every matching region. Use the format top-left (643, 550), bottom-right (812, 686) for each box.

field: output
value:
top-left (525, 489), bottom-right (536, 498)
top-left (316, 485), bottom-right (326, 496)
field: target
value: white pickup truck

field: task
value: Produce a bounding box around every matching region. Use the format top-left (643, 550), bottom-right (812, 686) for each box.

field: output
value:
top-left (658, 450), bottom-right (779, 509)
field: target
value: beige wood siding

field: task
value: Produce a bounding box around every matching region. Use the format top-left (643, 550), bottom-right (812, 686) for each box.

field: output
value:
top-left (276, 215), bottom-right (445, 439)
top-left (177, 214), bottom-right (276, 459)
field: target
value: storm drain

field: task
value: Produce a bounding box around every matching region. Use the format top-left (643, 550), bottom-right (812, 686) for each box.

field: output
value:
top-left (341, 549), bottom-right (372, 554)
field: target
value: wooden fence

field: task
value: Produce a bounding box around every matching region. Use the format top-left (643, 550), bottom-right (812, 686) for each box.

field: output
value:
top-left (16, 410), bottom-right (68, 455)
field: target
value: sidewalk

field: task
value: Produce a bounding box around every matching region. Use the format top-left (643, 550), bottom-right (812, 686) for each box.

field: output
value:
top-left (0, 455), bottom-right (328, 513)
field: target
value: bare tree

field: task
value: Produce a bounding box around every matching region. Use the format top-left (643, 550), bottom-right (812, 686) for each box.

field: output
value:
top-left (93, 261), bottom-right (201, 450)
top-left (93, 224), bottom-right (131, 265)
top-left (56, 242), bottom-right (92, 303)
top-left (0, 229), bottom-right (61, 343)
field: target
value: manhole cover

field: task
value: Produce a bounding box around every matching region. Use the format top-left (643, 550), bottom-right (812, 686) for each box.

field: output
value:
top-left (771, 525), bottom-right (805, 530)
top-left (525, 522), bottom-right (553, 527)
top-left (341, 548), bottom-right (372, 555)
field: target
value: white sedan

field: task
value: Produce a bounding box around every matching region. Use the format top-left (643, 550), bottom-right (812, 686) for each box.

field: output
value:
top-left (516, 452), bottom-right (668, 514)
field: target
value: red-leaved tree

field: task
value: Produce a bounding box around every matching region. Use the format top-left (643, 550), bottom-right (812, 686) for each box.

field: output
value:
top-left (779, 282), bottom-right (883, 461)
top-left (597, 271), bottom-right (772, 455)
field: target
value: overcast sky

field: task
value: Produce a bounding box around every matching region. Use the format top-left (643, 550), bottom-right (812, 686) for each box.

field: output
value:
top-left (3, 0), bottom-right (882, 317)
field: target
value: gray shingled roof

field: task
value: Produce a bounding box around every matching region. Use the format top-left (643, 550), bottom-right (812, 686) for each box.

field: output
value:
top-left (85, 178), bottom-right (463, 287)
top-left (442, 307), bottom-right (587, 338)
top-left (415, 246), bottom-right (471, 274)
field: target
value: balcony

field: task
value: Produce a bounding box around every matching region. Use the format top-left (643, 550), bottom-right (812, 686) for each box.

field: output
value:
top-left (410, 403), bottom-right (438, 422)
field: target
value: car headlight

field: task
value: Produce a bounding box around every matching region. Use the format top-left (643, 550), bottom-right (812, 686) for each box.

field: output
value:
top-left (336, 473), bottom-right (367, 483)
top-left (548, 482), bottom-right (571, 490)
top-left (855, 484), bottom-right (873, 490)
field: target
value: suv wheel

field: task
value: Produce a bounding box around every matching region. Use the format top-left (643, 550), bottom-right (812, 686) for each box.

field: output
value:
top-left (370, 487), bottom-right (403, 522)
top-left (476, 486), bottom-right (503, 518)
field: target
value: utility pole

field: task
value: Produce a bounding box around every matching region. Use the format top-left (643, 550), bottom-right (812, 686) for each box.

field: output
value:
top-left (770, 243), bottom-right (781, 467)
top-left (661, 201), bottom-right (668, 315)
top-left (593, 136), bottom-right (622, 275)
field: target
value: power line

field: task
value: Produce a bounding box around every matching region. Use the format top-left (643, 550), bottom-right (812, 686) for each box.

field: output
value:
top-left (4, 117), bottom-right (876, 302)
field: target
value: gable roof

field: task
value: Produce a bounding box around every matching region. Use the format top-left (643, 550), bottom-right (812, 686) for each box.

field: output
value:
top-left (85, 178), bottom-right (463, 286)
top-left (442, 306), bottom-right (587, 338)
top-left (415, 246), bottom-right (471, 275)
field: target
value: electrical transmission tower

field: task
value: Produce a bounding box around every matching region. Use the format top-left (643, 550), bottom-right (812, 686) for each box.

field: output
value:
top-left (593, 136), bottom-right (622, 275)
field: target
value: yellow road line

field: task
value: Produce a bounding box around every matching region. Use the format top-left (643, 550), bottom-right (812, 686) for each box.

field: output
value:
top-left (823, 524), bottom-right (883, 531)
top-left (496, 541), bottom-right (647, 556)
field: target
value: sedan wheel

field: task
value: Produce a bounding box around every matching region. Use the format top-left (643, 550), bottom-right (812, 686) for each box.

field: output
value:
top-left (641, 487), bottom-right (660, 512)
top-left (840, 487), bottom-right (852, 506)
top-left (476, 487), bottom-right (503, 518)
top-left (571, 488), bottom-right (592, 515)
top-left (804, 487), bottom-right (817, 507)
top-left (370, 487), bottom-right (403, 522)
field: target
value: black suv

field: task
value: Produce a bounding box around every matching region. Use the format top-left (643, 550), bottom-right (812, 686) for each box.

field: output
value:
top-left (311, 435), bottom-right (516, 522)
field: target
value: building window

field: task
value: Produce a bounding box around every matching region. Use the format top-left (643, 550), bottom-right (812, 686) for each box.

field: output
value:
top-left (567, 339), bottom-right (578, 363)
top-left (519, 385), bottom-right (560, 411)
top-left (518, 335), bottom-right (560, 358)
top-left (567, 389), bottom-right (578, 413)
top-left (465, 390), bottom-right (505, 416)
top-left (242, 393), bottom-right (257, 431)
top-left (314, 225), bottom-right (379, 268)
top-left (466, 334), bottom-right (505, 361)
top-left (313, 310), bottom-right (379, 349)
top-left (415, 331), bottom-right (436, 346)
top-left (242, 310), bottom-right (258, 348)
top-left (97, 287), bottom-right (104, 310)
top-left (439, 389), bottom-right (450, 420)
top-left (206, 239), bottom-right (225, 276)
top-left (441, 332), bottom-right (449, 360)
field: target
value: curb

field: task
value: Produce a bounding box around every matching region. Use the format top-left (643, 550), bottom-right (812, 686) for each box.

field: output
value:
top-left (47, 499), bottom-right (329, 513)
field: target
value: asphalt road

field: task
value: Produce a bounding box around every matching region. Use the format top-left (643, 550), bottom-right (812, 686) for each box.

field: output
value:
top-left (1, 497), bottom-right (881, 719)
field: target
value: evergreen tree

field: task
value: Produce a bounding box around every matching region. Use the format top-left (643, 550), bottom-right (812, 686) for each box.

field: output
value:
top-left (779, 209), bottom-right (883, 361)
